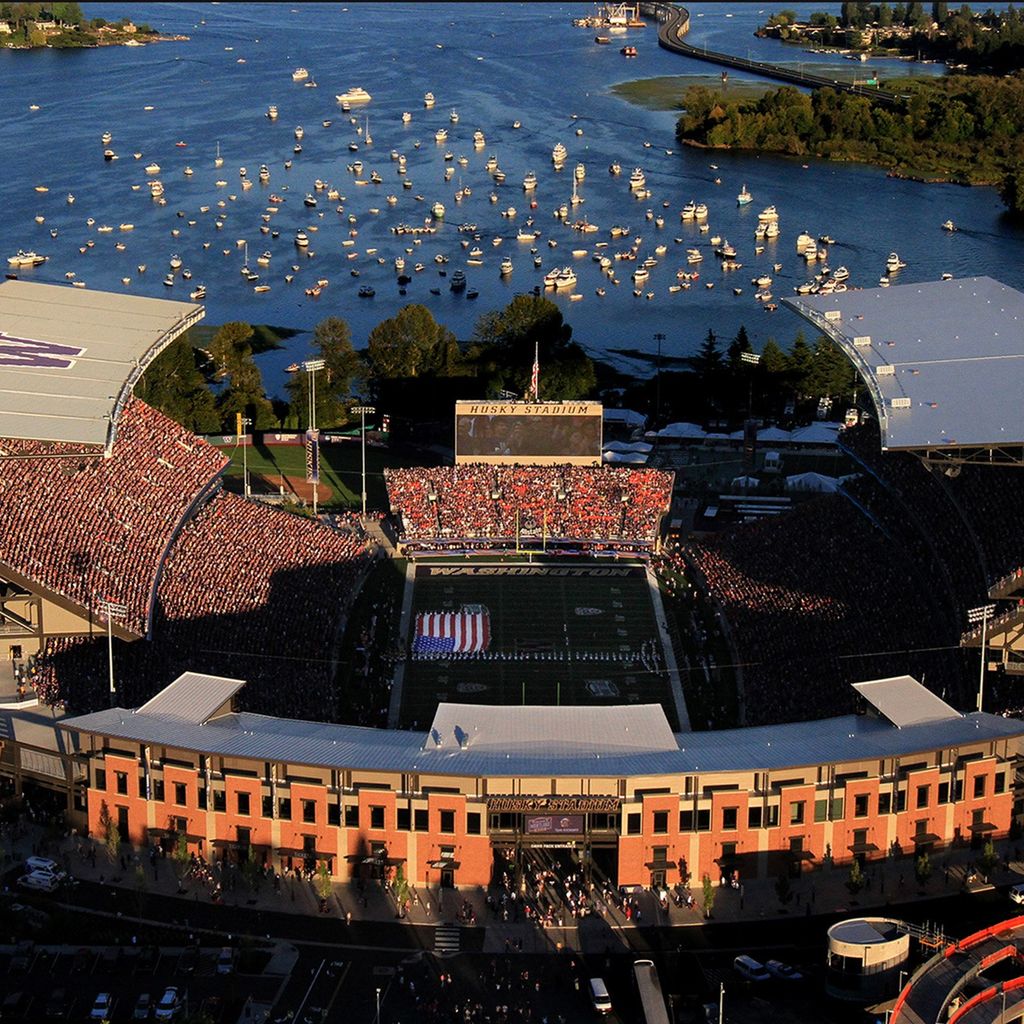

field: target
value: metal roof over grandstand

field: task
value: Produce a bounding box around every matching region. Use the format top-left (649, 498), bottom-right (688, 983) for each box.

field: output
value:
top-left (852, 675), bottom-right (961, 729)
top-left (61, 675), bottom-right (1024, 779)
top-left (784, 277), bottom-right (1024, 459)
top-left (0, 280), bottom-right (204, 452)
top-left (137, 672), bottom-right (246, 724)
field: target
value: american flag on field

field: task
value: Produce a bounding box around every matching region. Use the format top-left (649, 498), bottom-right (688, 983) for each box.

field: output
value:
top-left (414, 607), bottom-right (491, 655)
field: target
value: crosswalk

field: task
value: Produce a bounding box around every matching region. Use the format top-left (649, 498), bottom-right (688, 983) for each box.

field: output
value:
top-left (434, 924), bottom-right (461, 954)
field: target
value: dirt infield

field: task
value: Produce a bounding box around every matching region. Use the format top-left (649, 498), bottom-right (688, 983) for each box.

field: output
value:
top-left (253, 473), bottom-right (334, 505)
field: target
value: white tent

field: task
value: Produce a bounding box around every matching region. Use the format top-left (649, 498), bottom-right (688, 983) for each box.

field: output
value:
top-left (603, 450), bottom-right (649, 465)
top-left (731, 476), bottom-right (760, 489)
top-left (757, 426), bottom-right (792, 443)
top-left (604, 439), bottom-right (654, 454)
top-left (657, 421), bottom-right (705, 439)
top-left (603, 408), bottom-right (646, 428)
top-left (790, 422), bottom-right (841, 445)
top-left (785, 471), bottom-right (839, 493)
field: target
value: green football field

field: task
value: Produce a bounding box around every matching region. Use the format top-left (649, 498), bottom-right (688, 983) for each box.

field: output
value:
top-left (398, 562), bottom-right (678, 730)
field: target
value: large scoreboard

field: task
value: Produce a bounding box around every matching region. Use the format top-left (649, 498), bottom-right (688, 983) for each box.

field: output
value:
top-left (454, 401), bottom-right (602, 466)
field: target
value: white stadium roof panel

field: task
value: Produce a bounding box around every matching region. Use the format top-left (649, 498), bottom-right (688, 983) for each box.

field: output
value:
top-left (0, 280), bottom-right (203, 450)
top-left (784, 277), bottom-right (1024, 451)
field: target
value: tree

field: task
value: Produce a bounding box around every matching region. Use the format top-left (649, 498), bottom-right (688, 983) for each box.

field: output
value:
top-left (98, 800), bottom-right (120, 860)
top-left (914, 851), bottom-right (933, 887)
top-left (691, 329), bottom-right (723, 384)
top-left (287, 317), bottom-right (361, 428)
top-left (172, 829), bottom-right (190, 890)
top-left (726, 325), bottom-right (753, 370)
top-left (366, 304), bottom-right (460, 380)
top-left (847, 858), bottom-right (864, 895)
top-left (933, 1), bottom-right (949, 24)
top-left (394, 864), bottom-right (411, 917)
top-left (786, 332), bottom-right (814, 395)
top-left (978, 838), bottom-right (999, 882)
top-left (701, 874), bottom-right (716, 919)
top-left (209, 322), bottom-right (276, 430)
top-left (760, 339), bottom-right (788, 375)
top-left (135, 337), bottom-right (219, 434)
top-left (315, 861), bottom-right (332, 901)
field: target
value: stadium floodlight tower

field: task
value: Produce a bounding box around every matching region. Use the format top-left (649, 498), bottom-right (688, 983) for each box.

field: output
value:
top-left (96, 597), bottom-right (128, 704)
top-left (968, 603), bottom-right (997, 712)
top-left (352, 406), bottom-right (376, 517)
top-left (302, 359), bottom-right (326, 515)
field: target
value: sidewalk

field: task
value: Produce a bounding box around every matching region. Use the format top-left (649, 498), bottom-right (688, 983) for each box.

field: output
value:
top-left (7, 822), bottom-right (1022, 950)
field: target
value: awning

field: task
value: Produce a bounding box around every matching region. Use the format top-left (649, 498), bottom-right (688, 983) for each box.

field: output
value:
top-left (912, 833), bottom-right (941, 845)
top-left (276, 847), bottom-right (334, 859)
top-left (428, 860), bottom-right (461, 870)
top-left (644, 861), bottom-right (674, 871)
top-left (969, 821), bottom-right (997, 833)
top-left (789, 850), bottom-right (816, 861)
top-left (848, 842), bottom-right (879, 854)
top-left (146, 827), bottom-right (171, 838)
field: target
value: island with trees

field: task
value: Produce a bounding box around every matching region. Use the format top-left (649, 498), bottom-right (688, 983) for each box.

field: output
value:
top-left (760, 3), bottom-right (1024, 73)
top-left (0, 3), bottom-right (181, 49)
top-left (674, 77), bottom-right (1024, 216)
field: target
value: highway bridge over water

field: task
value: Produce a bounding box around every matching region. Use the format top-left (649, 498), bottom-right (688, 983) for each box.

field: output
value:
top-left (639, 2), bottom-right (906, 108)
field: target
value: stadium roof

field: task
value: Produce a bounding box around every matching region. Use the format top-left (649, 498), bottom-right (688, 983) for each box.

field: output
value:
top-left (61, 675), bottom-right (1024, 778)
top-left (852, 675), bottom-right (960, 728)
top-left (783, 277), bottom-right (1024, 458)
top-left (137, 672), bottom-right (246, 724)
top-left (0, 280), bottom-right (204, 452)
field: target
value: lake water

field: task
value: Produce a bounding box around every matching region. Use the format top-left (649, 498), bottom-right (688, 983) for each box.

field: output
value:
top-left (3, 2), bottom-right (1023, 397)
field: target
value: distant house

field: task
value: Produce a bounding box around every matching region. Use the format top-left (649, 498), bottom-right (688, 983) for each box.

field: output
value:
top-left (122, 21), bottom-right (137, 33)
top-left (0, 22), bottom-right (12, 35)
top-left (33, 20), bottom-right (57, 31)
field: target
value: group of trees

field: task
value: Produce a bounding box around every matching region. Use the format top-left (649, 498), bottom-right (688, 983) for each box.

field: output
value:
top-left (0, 3), bottom-right (152, 46)
top-left (675, 78), bottom-right (1024, 215)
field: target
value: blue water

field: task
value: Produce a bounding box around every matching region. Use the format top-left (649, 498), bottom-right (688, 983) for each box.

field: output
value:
top-left (3, 2), bottom-right (1022, 396)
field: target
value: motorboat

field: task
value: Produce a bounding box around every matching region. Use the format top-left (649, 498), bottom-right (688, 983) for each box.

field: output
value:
top-left (267, 104), bottom-right (278, 120)
top-left (449, 269), bottom-right (467, 291)
top-left (832, 266), bottom-right (849, 281)
top-left (423, 91), bottom-right (435, 107)
top-left (609, 162), bottom-right (621, 175)
top-left (942, 219), bottom-right (956, 232)
top-left (294, 125), bottom-right (304, 140)
top-left (552, 142), bottom-right (567, 165)
top-left (686, 248), bottom-right (703, 264)
top-left (190, 285), bottom-right (206, 300)
top-left (759, 205), bottom-right (779, 222)
top-left (886, 251), bottom-right (906, 271)
top-left (522, 171), bottom-right (537, 191)
top-left (336, 87), bottom-right (371, 103)
top-left (358, 284), bottom-right (375, 297)
top-left (737, 185), bottom-right (752, 206)
top-left (796, 230), bottom-right (814, 251)
top-left (259, 164), bottom-right (270, 183)
top-left (304, 193), bottom-right (317, 207)
top-left (295, 230), bottom-right (309, 247)
top-left (402, 111), bottom-right (412, 123)
top-left (512, 119), bottom-right (522, 129)
top-left (694, 203), bottom-right (708, 220)
top-left (499, 256), bottom-right (513, 276)
top-left (103, 149), bottom-right (117, 161)
top-left (680, 200), bottom-right (696, 220)
top-left (764, 221), bottom-right (780, 238)
top-left (7, 250), bottom-right (47, 267)
top-left (168, 254), bottom-right (182, 270)
top-left (101, 131), bottom-right (112, 145)
top-left (449, 109), bottom-right (459, 123)
top-left (473, 130), bottom-right (485, 148)
top-left (292, 67), bottom-right (309, 81)
top-left (432, 201), bottom-right (445, 219)
top-left (435, 128), bottom-right (448, 143)
top-left (574, 163), bottom-right (586, 182)
top-left (628, 167), bottom-right (645, 191)
top-left (544, 266), bottom-right (577, 290)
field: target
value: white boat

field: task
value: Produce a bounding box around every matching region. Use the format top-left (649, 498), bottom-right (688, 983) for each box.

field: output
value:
top-left (101, 131), bottom-right (112, 145)
top-left (7, 250), bottom-right (47, 267)
top-left (401, 111), bottom-right (412, 123)
top-left (294, 125), bottom-right (304, 140)
top-left (765, 221), bottom-right (780, 238)
top-left (512, 119), bottom-right (522, 129)
top-left (434, 128), bottom-right (448, 143)
top-left (499, 256), bottom-right (513, 276)
top-left (214, 141), bottom-right (224, 168)
top-left (432, 201), bottom-right (445, 219)
top-left (737, 185), bottom-right (752, 206)
top-left (522, 171), bottom-right (538, 192)
top-left (473, 130), bottom-right (485, 148)
top-left (449, 109), bottom-right (459, 123)
top-left (942, 219), bottom-right (956, 232)
top-left (759, 205), bottom-right (779, 222)
top-left (832, 266), bottom-right (849, 281)
top-left (292, 67), bottom-right (309, 81)
top-left (66, 193), bottom-right (75, 204)
top-left (628, 167), bottom-right (645, 191)
top-left (803, 242), bottom-right (818, 261)
top-left (544, 266), bottom-right (577, 290)
top-left (694, 203), bottom-right (708, 220)
top-left (686, 248), bottom-right (703, 264)
top-left (168, 254), bottom-right (182, 270)
top-left (267, 104), bottom-right (278, 120)
top-left (394, 256), bottom-right (405, 271)
top-left (609, 161), bottom-right (621, 176)
top-left (295, 230), bottom-right (309, 247)
top-left (796, 230), bottom-right (814, 252)
top-left (552, 142), bottom-right (567, 165)
top-left (574, 163), bottom-right (586, 182)
top-left (424, 91), bottom-right (435, 107)
top-left (336, 87), bottom-right (371, 103)
top-left (145, 162), bottom-right (161, 175)
top-left (886, 251), bottom-right (906, 271)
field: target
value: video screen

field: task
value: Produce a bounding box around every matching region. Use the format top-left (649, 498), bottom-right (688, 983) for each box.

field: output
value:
top-left (455, 402), bottom-right (602, 465)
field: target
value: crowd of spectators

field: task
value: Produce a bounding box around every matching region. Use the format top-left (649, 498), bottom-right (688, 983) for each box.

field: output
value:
top-left (0, 398), bottom-right (227, 636)
top-left (384, 465), bottom-right (673, 546)
top-left (33, 491), bottom-right (374, 718)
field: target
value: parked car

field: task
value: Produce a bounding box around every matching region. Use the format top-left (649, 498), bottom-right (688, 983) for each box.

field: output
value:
top-left (17, 871), bottom-right (59, 893)
top-left (765, 959), bottom-right (803, 981)
top-left (44, 987), bottom-right (69, 1019)
top-left (588, 977), bottom-right (612, 1015)
top-left (733, 955), bottom-right (770, 982)
top-left (24, 856), bottom-right (66, 881)
top-left (90, 992), bottom-right (113, 1022)
top-left (178, 945), bottom-right (200, 974)
top-left (132, 992), bottom-right (153, 1020)
top-left (154, 986), bottom-right (181, 1021)
top-left (216, 946), bottom-right (235, 975)
top-left (1009, 882), bottom-right (1024, 904)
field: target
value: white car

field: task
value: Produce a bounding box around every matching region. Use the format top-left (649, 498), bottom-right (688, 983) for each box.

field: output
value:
top-left (90, 992), bottom-right (113, 1021)
top-left (1009, 883), bottom-right (1024, 904)
top-left (155, 986), bottom-right (181, 1021)
top-left (734, 955), bottom-right (770, 982)
top-left (17, 871), bottom-right (59, 893)
top-left (765, 959), bottom-right (803, 981)
top-left (24, 856), bottom-right (66, 881)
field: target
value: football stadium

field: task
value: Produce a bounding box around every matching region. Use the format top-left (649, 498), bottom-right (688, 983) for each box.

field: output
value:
top-left (2, 277), bottom-right (1024, 895)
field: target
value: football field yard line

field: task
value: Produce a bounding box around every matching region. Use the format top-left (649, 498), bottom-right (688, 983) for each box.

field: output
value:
top-left (387, 560), bottom-right (417, 728)
top-left (647, 562), bottom-right (690, 730)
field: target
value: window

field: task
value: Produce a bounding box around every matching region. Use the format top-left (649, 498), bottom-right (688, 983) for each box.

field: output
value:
top-left (916, 785), bottom-right (930, 809)
top-left (789, 836), bottom-right (803, 854)
top-left (174, 816), bottom-right (187, 835)
top-left (814, 799), bottom-right (828, 824)
top-left (328, 804), bottom-right (340, 826)
top-left (855, 794), bottom-right (869, 818)
top-left (914, 819), bottom-right (929, 838)
top-left (696, 809), bottom-right (711, 832)
top-left (680, 810), bottom-right (693, 832)
top-left (831, 798), bottom-right (843, 820)
top-left (972, 808), bottom-right (985, 828)
top-left (370, 805), bottom-right (385, 830)
top-left (853, 828), bottom-right (868, 848)
top-left (237, 826), bottom-right (251, 847)
top-left (303, 800), bottom-right (317, 825)
top-left (345, 805), bottom-right (359, 828)
top-left (653, 810), bottom-right (669, 834)
top-left (467, 812), bottom-right (481, 835)
top-left (765, 805), bottom-right (779, 828)
top-left (117, 806), bottom-right (129, 836)
top-left (954, 779), bottom-right (964, 801)
top-left (397, 808), bottom-right (411, 831)
top-left (237, 792), bottom-right (250, 816)
top-left (174, 782), bottom-right (187, 807)
top-left (262, 795), bottom-right (274, 818)
top-left (414, 809), bottom-right (429, 831)
top-left (197, 788), bottom-right (207, 810)
top-left (627, 813), bottom-right (642, 835)
top-left (748, 806), bottom-right (762, 829)
top-left (651, 846), bottom-right (668, 866)
top-left (790, 801), bottom-right (805, 826)
top-left (439, 809), bottom-right (455, 834)
top-left (895, 790), bottom-right (906, 813)
top-left (153, 779), bottom-right (164, 802)
top-left (722, 807), bottom-right (737, 831)
top-left (96, 768), bottom-right (106, 790)
top-left (720, 842), bottom-right (737, 861)
top-left (278, 798), bottom-right (291, 820)
top-left (995, 772), bottom-right (1006, 795)
top-left (212, 790), bottom-right (225, 813)
top-left (938, 782), bottom-right (950, 804)
top-left (878, 792), bottom-right (891, 815)
top-left (138, 774), bottom-right (146, 798)
top-left (974, 775), bottom-right (987, 799)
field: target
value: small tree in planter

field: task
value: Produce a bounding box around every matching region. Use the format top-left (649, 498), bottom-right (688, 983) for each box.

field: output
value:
top-left (978, 838), bottom-right (999, 883)
top-left (394, 864), bottom-right (411, 917)
top-left (98, 801), bottom-right (120, 861)
top-left (914, 852), bottom-right (932, 889)
top-left (847, 858), bottom-right (864, 896)
top-left (316, 861), bottom-right (333, 902)
top-left (172, 830), bottom-right (190, 891)
top-left (702, 875), bottom-right (716, 919)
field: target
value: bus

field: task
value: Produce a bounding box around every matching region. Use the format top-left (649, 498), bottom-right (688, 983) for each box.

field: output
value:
top-left (634, 959), bottom-right (671, 1024)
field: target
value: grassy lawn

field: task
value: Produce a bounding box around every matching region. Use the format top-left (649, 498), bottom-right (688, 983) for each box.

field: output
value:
top-left (399, 562), bottom-right (677, 730)
top-left (612, 75), bottom-right (771, 111)
top-left (219, 441), bottom-right (437, 510)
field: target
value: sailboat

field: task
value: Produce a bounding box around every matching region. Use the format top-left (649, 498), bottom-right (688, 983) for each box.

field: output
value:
top-left (214, 141), bottom-right (223, 169)
top-left (571, 175), bottom-right (582, 206)
top-left (364, 115), bottom-right (372, 146)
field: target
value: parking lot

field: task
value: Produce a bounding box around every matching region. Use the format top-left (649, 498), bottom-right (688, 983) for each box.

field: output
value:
top-left (0, 941), bottom-right (280, 1021)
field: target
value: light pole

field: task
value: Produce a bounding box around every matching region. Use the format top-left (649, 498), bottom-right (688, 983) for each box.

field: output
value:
top-left (740, 350), bottom-right (761, 417)
top-left (96, 597), bottom-right (127, 705)
top-left (718, 980), bottom-right (725, 1024)
top-left (352, 405), bottom-right (376, 518)
top-left (967, 604), bottom-right (996, 712)
top-left (302, 359), bottom-right (326, 516)
top-left (240, 415), bottom-right (252, 497)
top-left (653, 333), bottom-right (666, 424)
top-left (375, 985), bottom-right (381, 1024)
